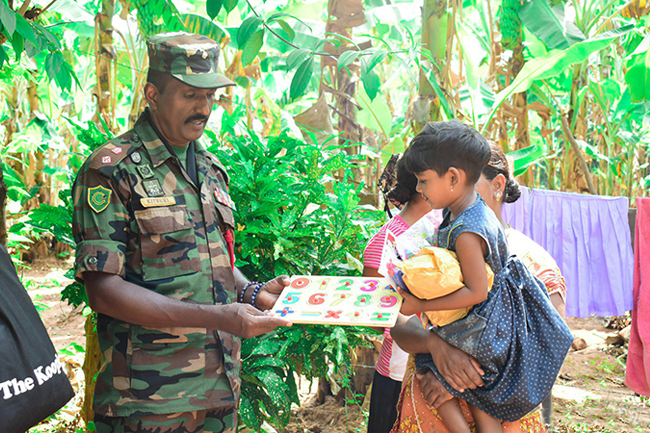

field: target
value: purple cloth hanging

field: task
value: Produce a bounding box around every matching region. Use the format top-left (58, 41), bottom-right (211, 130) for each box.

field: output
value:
top-left (502, 187), bottom-right (634, 318)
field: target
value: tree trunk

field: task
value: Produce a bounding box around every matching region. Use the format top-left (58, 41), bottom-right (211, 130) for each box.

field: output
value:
top-left (323, 0), bottom-right (366, 147)
top-left (415, 0), bottom-right (453, 129)
top-left (81, 316), bottom-right (102, 424)
top-left (95, 0), bottom-right (116, 131)
top-left (82, 0), bottom-right (115, 423)
top-left (510, 43), bottom-right (528, 151)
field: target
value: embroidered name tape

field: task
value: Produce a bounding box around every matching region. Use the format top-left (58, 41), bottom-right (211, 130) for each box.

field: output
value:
top-left (141, 196), bottom-right (176, 208)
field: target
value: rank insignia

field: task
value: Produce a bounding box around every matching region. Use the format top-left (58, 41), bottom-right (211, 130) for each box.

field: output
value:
top-left (137, 165), bottom-right (155, 179)
top-left (214, 187), bottom-right (237, 210)
top-left (111, 147), bottom-right (123, 155)
top-left (131, 151), bottom-right (142, 164)
top-left (88, 185), bottom-right (112, 213)
top-left (143, 179), bottom-right (164, 197)
top-left (101, 155), bottom-right (111, 164)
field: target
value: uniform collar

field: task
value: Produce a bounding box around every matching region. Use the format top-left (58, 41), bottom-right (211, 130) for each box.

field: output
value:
top-left (133, 108), bottom-right (206, 168)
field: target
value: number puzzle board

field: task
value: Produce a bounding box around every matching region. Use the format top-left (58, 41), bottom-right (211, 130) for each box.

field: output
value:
top-left (270, 276), bottom-right (403, 327)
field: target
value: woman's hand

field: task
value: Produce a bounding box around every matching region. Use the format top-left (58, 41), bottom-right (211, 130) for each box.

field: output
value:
top-left (416, 369), bottom-right (453, 409)
top-left (426, 331), bottom-right (484, 392)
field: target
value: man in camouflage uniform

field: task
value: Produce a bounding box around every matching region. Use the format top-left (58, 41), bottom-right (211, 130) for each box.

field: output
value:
top-left (72, 32), bottom-right (292, 433)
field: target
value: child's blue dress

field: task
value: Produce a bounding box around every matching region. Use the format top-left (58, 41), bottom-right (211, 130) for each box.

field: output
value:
top-left (415, 195), bottom-right (573, 421)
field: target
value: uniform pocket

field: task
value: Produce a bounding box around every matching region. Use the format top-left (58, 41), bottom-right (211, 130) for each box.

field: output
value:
top-left (129, 326), bottom-right (207, 400)
top-left (214, 201), bottom-right (235, 229)
top-left (134, 205), bottom-right (200, 281)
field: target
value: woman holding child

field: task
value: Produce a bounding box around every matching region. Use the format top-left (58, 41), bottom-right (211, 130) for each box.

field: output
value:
top-left (389, 122), bottom-right (569, 433)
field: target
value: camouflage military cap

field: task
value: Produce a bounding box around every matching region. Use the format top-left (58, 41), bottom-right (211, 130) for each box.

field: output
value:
top-left (147, 32), bottom-right (235, 89)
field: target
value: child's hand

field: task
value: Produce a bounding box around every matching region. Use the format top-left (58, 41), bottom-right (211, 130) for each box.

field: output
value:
top-left (397, 287), bottom-right (428, 316)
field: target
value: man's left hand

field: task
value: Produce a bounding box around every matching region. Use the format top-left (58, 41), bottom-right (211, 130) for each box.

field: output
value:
top-left (255, 275), bottom-right (289, 310)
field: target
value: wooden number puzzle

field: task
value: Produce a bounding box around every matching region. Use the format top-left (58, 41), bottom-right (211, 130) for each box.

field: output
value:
top-left (270, 276), bottom-right (403, 327)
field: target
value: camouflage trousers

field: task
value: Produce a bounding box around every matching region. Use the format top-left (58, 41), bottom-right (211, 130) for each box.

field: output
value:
top-left (94, 406), bottom-right (236, 433)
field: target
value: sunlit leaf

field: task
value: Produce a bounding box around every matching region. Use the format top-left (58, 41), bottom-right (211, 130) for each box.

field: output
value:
top-left (425, 67), bottom-right (454, 120)
top-left (519, 0), bottom-right (585, 50)
top-left (337, 50), bottom-right (358, 71)
top-left (289, 56), bottom-right (314, 100)
top-left (276, 19), bottom-right (295, 42)
top-left (507, 145), bottom-right (545, 176)
top-left (177, 13), bottom-right (227, 44)
top-left (237, 16), bottom-right (263, 47)
top-left (206, 0), bottom-right (222, 20)
top-left (365, 51), bottom-right (387, 73)
top-left (0, 0), bottom-right (16, 36)
top-left (361, 69), bottom-right (380, 101)
top-left (242, 29), bottom-right (264, 65)
top-left (357, 85), bottom-right (391, 140)
top-left (484, 25), bottom-right (635, 132)
top-left (224, 0), bottom-right (238, 13)
top-left (286, 48), bottom-right (311, 69)
top-left (625, 52), bottom-right (650, 102)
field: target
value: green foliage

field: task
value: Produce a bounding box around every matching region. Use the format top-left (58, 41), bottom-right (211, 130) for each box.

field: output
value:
top-left (210, 130), bottom-right (381, 278)
top-left (519, 0), bottom-right (585, 50)
top-left (240, 321), bottom-right (378, 431)
top-left (205, 0), bottom-right (223, 20)
top-left (208, 127), bottom-right (383, 431)
top-left (290, 56), bottom-right (315, 100)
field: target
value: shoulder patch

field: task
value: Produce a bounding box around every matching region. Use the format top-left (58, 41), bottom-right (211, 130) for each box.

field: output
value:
top-left (88, 131), bottom-right (141, 171)
top-left (88, 185), bottom-right (112, 213)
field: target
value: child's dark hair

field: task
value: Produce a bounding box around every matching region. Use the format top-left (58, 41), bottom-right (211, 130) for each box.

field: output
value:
top-left (482, 142), bottom-right (521, 203)
top-left (385, 157), bottom-right (419, 207)
top-left (403, 120), bottom-right (490, 184)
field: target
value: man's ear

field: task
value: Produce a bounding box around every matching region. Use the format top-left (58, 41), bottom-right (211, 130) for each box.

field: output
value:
top-left (144, 83), bottom-right (159, 111)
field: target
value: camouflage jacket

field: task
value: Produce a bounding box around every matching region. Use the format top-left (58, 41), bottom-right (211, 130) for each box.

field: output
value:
top-left (72, 110), bottom-right (240, 417)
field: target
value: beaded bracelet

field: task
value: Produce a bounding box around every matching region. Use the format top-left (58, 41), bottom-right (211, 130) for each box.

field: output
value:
top-left (250, 282), bottom-right (265, 310)
top-left (239, 281), bottom-right (259, 304)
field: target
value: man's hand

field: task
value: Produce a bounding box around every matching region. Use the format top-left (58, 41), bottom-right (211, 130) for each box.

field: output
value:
top-left (426, 331), bottom-right (484, 392)
top-left (255, 275), bottom-right (289, 311)
top-left (416, 369), bottom-right (454, 409)
top-left (216, 303), bottom-right (292, 339)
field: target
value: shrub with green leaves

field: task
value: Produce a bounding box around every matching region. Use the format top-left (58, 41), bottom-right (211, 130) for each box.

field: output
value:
top-left (210, 128), bottom-right (385, 431)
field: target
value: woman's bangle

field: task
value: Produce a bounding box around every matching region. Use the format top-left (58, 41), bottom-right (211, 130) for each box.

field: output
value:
top-left (239, 281), bottom-right (259, 304)
top-left (250, 282), bottom-right (266, 310)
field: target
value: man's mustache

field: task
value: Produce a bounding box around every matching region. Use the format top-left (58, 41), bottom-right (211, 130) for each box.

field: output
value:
top-left (185, 115), bottom-right (209, 124)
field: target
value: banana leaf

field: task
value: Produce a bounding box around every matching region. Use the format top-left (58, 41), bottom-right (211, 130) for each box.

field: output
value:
top-left (519, 0), bottom-right (585, 50)
top-left (483, 25), bottom-right (635, 132)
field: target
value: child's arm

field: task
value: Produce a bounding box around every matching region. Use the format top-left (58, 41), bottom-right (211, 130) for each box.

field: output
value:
top-left (399, 231), bottom-right (489, 315)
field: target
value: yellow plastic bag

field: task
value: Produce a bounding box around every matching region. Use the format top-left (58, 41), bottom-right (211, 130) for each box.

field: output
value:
top-left (396, 247), bottom-right (494, 327)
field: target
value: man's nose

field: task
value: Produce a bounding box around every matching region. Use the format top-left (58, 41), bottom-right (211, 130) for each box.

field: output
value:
top-left (196, 95), bottom-right (212, 115)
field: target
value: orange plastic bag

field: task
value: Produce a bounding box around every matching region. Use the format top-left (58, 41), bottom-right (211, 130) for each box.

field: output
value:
top-left (396, 247), bottom-right (494, 327)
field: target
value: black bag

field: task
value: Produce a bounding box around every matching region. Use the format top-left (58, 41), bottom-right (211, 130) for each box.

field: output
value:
top-left (416, 256), bottom-right (574, 422)
top-left (0, 244), bottom-right (75, 433)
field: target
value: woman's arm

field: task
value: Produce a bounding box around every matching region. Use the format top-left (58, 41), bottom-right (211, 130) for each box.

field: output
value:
top-left (391, 314), bottom-right (484, 392)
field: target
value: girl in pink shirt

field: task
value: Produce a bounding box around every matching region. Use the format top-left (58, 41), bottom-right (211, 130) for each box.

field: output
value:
top-left (363, 155), bottom-right (432, 433)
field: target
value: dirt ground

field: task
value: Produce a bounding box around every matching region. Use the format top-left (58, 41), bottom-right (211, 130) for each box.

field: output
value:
top-left (23, 258), bottom-right (650, 433)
